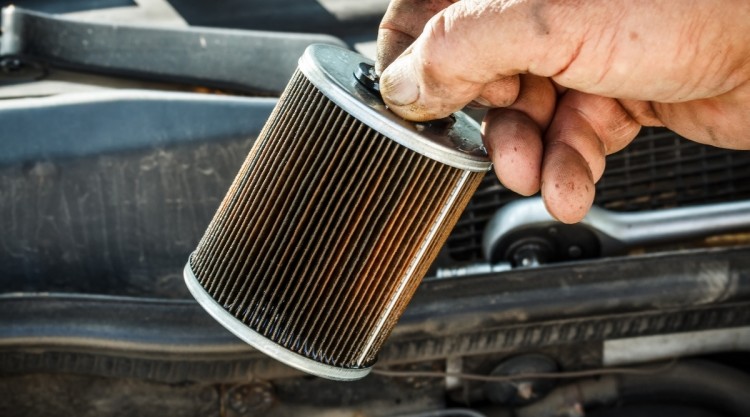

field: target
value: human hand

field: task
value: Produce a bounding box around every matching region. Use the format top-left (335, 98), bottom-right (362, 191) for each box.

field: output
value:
top-left (377, 0), bottom-right (750, 223)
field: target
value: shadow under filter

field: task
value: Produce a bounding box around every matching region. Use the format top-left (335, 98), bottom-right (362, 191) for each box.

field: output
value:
top-left (184, 44), bottom-right (490, 380)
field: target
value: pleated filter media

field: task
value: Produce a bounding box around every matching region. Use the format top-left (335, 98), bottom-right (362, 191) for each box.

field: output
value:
top-left (184, 45), bottom-right (490, 380)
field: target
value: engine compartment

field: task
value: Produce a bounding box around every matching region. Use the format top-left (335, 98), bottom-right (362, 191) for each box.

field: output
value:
top-left (2, 2), bottom-right (750, 416)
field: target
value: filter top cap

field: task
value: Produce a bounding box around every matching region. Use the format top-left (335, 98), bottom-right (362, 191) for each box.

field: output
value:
top-left (299, 44), bottom-right (491, 172)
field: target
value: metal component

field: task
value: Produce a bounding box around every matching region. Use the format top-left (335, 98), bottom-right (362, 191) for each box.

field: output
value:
top-left (0, 7), bottom-right (46, 82)
top-left (0, 6), bottom-right (345, 94)
top-left (0, 7), bottom-right (22, 55)
top-left (298, 45), bottom-right (490, 172)
top-left (483, 197), bottom-right (750, 265)
top-left (508, 239), bottom-right (553, 268)
top-left (434, 263), bottom-right (511, 279)
top-left (183, 264), bottom-right (372, 381)
top-left (354, 62), bottom-right (380, 94)
top-left (485, 354), bottom-right (559, 405)
top-left (185, 44), bottom-right (486, 380)
top-left (604, 326), bottom-right (750, 366)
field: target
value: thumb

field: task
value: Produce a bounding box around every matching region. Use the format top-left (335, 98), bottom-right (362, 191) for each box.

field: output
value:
top-left (379, 0), bottom-right (583, 121)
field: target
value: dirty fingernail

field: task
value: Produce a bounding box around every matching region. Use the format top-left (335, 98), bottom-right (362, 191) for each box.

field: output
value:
top-left (380, 57), bottom-right (419, 106)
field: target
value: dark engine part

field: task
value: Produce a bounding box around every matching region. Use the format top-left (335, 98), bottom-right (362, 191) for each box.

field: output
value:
top-left (0, 6), bottom-right (345, 95)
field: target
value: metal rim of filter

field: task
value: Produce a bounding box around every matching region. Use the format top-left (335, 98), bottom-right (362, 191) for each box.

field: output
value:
top-left (298, 44), bottom-right (491, 173)
top-left (183, 261), bottom-right (373, 381)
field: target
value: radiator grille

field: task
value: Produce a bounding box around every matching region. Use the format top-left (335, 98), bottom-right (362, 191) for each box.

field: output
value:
top-left (189, 71), bottom-right (483, 371)
top-left (447, 128), bottom-right (750, 262)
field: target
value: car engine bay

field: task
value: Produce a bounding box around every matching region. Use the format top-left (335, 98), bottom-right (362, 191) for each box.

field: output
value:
top-left (1, 1), bottom-right (750, 416)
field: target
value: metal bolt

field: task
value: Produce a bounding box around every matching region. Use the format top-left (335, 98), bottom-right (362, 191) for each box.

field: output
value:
top-left (354, 62), bottom-right (380, 94)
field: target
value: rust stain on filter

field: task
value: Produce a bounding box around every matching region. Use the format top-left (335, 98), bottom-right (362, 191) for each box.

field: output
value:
top-left (184, 45), bottom-right (490, 380)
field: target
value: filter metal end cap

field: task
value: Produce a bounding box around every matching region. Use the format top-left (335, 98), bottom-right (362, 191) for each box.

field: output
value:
top-left (299, 44), bottom-right (491, 173)
top-left (183, 261), bottom-right (373, 381)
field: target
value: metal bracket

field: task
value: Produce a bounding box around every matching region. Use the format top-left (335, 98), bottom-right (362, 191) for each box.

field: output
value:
top-left (0, 6), bottom-right (347, 95)
top-left (483, 197), bottom-right (750, 266)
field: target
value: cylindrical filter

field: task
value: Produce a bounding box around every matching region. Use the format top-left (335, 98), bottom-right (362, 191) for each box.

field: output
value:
top-left (184, 45), bottom-right (490, 380)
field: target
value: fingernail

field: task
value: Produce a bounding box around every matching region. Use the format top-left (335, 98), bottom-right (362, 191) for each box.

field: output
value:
top-left (380, 57), bottom-right (419, 106)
